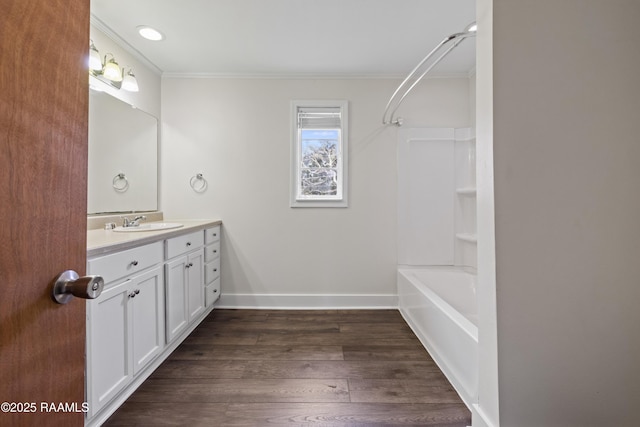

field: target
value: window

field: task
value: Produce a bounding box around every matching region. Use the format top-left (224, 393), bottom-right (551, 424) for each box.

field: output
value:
top-left (290, 100), bottom-right (348, 208)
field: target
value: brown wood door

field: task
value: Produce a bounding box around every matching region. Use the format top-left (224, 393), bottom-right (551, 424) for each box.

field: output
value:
top-left (0, 1), bottom-right (89, 426)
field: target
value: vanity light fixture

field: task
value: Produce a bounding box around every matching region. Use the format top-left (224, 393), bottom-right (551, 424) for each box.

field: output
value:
top-left (102, 54), bottom-right (123, 82)
top-left (137, 25), bottom-right (164, 41)
top-left (121, 70), bottom-right (139, 92)
top-left (89, 40), bottom-right (102, 71)
top-left (89, 40), bottom-right (139, 92)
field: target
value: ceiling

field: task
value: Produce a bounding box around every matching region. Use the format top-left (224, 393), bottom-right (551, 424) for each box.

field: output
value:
top-left (91, 0), bottom-right (476, 77)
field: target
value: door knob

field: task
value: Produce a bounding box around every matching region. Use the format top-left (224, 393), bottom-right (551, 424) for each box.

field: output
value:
top-left (52, 270), bottom-right (104, 304)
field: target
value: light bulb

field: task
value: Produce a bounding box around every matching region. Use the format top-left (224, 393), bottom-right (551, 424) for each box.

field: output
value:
top-left (89, 42), bottom-right (102, 70)
top-left (103, 58), bottom-right (122, 82)
top-left (122, 71), bottom-right (139, 92)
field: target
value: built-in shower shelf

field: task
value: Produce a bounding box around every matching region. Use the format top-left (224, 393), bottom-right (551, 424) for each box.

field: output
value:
top-left (456, 233), bottom-right (477, 244)
top-left (456, 187), bottom-right (477, 197)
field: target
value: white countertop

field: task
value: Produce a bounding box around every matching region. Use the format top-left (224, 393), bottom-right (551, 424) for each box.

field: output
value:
top-left (87, 219), bottom-right (222, 257)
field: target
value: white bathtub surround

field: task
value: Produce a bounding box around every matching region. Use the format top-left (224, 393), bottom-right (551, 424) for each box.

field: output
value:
top-left (397, 128), bottom-right (455, 265)
top-left (453, 127), bottom-right (477, 270)
top-left (398, 267), bottom-right (478, 408)
top-left (397, 127), bottom-right (477, 269)
top-left (397, 127), bottom-right (478, 411)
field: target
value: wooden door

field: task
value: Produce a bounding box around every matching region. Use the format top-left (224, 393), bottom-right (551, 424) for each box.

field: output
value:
top-left (0, 1), bottom-right (89, 426)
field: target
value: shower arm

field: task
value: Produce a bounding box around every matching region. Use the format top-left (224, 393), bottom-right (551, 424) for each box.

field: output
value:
top-left (382, 30), bottom-right (476, 126)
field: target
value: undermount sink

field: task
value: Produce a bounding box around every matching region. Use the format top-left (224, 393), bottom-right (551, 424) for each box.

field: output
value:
top-left (113, 222), bottom-right (183, 232)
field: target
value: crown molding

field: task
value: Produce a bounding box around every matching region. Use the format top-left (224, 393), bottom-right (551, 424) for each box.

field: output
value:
top-left (161, 71), bottom-right (474, 80)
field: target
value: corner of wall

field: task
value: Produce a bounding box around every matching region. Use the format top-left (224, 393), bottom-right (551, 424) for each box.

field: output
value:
top-left (474, 0), bottom-right (500, 425)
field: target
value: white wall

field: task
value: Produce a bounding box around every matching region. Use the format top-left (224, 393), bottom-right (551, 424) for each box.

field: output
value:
top-left (161, 77), bottom-right (470, 305)
top-left (489, 1), bottom-right (640, 425)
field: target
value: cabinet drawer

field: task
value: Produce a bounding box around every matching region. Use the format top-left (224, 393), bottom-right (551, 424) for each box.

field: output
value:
top-left (205, 278), bottom-right (220, 307)
top-left (204, 241), bottom-right (221, 263)
top-left (205, 258), bottom-right (220, 284)
top-left (205, 225), bottom-right (221, 244)
top-left (88, 242), bottom-right (163, 285)
top-left (166, 230), bottom-right (204, 259)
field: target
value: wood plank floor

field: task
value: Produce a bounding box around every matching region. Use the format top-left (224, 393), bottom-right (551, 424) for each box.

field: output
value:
top-left (104, 309), bottom-right (471, 426)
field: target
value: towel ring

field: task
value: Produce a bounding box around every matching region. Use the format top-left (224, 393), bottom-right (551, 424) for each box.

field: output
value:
top-left (112, 173), bottom-right (129, 192)
top-left (190, 173), bottom-right (208, 193)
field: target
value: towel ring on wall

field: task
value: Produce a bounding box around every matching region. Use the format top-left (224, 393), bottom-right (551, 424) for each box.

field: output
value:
top-left (190, 173), bottom-right (208, 193)
top-left (112, 172), bottom-right (129, 192)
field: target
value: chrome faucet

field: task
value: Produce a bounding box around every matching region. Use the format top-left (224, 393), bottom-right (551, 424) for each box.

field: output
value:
top-left (121, 215), bottom-right (147, 228)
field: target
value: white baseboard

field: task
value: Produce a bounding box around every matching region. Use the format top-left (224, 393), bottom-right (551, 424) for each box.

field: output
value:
top-left (472, 404), bottom-right (498, 427)
top-left (216, 293), bottom-right (398, 309)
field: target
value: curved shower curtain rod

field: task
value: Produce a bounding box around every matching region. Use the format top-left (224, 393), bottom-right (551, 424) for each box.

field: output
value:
top-left (382, 22), bottom-right (477, 126)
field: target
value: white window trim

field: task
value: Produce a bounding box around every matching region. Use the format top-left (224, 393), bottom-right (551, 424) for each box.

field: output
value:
top-left (290, 100), bottom-right (348, 208)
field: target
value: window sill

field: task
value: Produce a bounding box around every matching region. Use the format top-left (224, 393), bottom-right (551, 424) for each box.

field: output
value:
top-left (290, 199), bottom-right (348, 208)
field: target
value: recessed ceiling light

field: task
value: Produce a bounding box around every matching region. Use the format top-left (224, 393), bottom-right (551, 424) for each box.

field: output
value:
top-left (137, 25), bottom-right (164, 41)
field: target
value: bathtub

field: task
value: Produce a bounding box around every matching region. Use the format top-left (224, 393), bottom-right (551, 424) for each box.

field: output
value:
top-left (397, 267), bottom-right (478, 408)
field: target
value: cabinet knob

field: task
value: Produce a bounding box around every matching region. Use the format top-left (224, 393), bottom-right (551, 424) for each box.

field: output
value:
top-left (186, 242), bottom-right (191, 247)
top-left (213, 268), bottom-right (217, 272)
top-left (131, 260), bottom-right (138, 266)
top-left (213, 289), bottom-right (218, 293)
top-left (135, 289), bottom-right (140, 295)
top-left (129, 292), bottom-right (136, 298)
top-left (213, 233), bottom-right (217, 237)
top-left (213, 249), bottom-right (217, 254)
top-left (186, 262), bottom-right (194, 269)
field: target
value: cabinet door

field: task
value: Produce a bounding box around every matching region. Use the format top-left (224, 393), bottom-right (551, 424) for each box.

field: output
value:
top-left (131, 267), bottom-right (165, 375)
top-left (205, 277), bottom-right (221, 307)
top-left (86, 280), bottom-right (132, 417)
top-left (187, 250), bottom-right (205, 321)
top-left (165, 256), bottom-right (188, 343)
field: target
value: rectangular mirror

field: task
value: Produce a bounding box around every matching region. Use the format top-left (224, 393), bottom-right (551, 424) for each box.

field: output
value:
top-left (88, 89), bottom-right (158, 214)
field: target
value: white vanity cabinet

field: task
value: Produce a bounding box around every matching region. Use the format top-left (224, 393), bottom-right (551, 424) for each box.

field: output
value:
top-left (164, 230), bottom-right (205, 343)
top-left (86, 242), bottom-right (164, 418)
top-left (204, 225), bottom-right (221, 306)
top-left (85, 220), bottom-right (221, 427)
